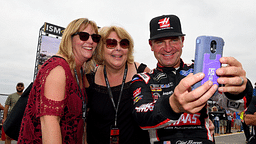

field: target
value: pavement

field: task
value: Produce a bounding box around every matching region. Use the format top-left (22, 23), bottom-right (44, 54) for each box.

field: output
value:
top-left (0, 129), bottom-right (249, 144)
top-left (215, 132), bottom-right (247, 144)
top-left (0, 140), bottom-right (17, 144)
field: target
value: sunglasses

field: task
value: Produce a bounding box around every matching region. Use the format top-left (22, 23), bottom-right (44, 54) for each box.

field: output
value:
top-left (105, 39), bottom-right (130, 49)
top-left (72, 32), bottom-right (101, 43)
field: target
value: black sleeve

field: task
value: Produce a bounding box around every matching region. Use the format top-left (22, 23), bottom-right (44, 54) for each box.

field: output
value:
top-left (245, 96), bottom-right (256, 114)
top-left (245, 79), bottom-right (253, 107)
top-left (137, 63), bottom-right (147, 73)
top-left (131, 74), bottom-right (181, 130)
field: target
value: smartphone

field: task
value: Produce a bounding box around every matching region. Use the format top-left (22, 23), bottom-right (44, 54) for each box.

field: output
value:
top-left (192, 36), bottom-right (224, 91)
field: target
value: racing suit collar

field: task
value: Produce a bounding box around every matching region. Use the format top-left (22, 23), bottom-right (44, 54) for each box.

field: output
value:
top-left (156, 59), bottom-right (184, 73)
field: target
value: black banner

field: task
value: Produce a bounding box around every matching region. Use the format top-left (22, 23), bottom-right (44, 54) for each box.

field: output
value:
top-left (44, 22), bottom-right (65, 37)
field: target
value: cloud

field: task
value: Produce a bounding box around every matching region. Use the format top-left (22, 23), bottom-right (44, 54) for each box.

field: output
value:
top-left (1, 0), bottom-right (256, 95)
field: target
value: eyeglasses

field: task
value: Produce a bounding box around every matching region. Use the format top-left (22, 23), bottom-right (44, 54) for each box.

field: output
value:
top-left (105, 39), bottom-right (130, 49)
top-left (72, 32), bottom-right (101, 43)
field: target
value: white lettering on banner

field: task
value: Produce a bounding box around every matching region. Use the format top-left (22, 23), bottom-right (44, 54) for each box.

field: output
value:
top-left (46, 25), bottom-right (62, 35)
top-left (135, 103), bottom-right (154, 113)
top-left (170, 113), bottom-right (201, 126)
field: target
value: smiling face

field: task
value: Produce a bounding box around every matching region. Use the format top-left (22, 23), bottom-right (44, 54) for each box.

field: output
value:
top-left (103, 31), bottom-right (129, 70)
top-left (150, 36), bottom-right (184, 68)
top-left (72, 24), bottom-right (98, 64)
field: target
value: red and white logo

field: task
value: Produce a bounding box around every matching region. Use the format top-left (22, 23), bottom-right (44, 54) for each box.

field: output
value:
top-left (158, 17), bottom-right (170, 29)
top-left (133, 87), bottom-right (141, 98)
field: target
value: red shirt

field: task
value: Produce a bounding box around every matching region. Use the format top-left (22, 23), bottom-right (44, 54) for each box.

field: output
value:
top-left (18, 56), bottom-right (85, 144)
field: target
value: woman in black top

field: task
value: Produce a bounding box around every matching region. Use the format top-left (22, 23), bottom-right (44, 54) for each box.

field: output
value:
top-left (85, 26), bottom-right (151, 144)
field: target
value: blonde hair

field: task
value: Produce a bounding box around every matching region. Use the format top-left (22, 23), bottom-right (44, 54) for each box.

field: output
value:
top-left (93, 26), bottom-right (134, 65)
top-left (212, 106), bottom-right (218, 112)
top-left (57, 18), bottom-right (99, 73)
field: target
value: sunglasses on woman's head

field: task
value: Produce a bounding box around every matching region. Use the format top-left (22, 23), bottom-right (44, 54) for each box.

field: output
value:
top-left (105, 39), bottom-right (130, 49)
top-left (72, 32), bottom-right (101, 43)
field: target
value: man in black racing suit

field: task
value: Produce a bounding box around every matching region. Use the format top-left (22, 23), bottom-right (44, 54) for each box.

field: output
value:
top-left (131, 14), bottom-right (251, 144)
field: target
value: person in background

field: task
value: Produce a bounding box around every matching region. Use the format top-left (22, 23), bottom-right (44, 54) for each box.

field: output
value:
top-left (0, 103), bottom-right (4, 120)
top-left (85, 25), bottom-right (151, 144)
top-left (210, 106), bottom-right (220, 136)
top-left (241, 109), bottom-right (251, 142)
top-left (0, 104), bottom-right (4, 110)
top-left (253, 82), bottom-right (256, 97)
top-left (235, 112), bottom-right (242, 132)
top-left (131, 14), bottom-right (251, 144)
top-left (219, 106), bottom-right (227, 134)
top-left (3, 82), bottom-right (24, 144)
top-left (240, 79), bottom-right (253, 142)
top-left (244, 96), bottom-right (256, 143)
top-left (17, 18), bottom-right (100, 144)
top-left (0, 103), bottom-right (4, 138)
top-left (226, 109), bottom-right (233, 134)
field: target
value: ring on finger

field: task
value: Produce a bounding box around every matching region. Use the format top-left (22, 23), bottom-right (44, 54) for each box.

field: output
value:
top-left (239, 76), bottom-right (244, 86)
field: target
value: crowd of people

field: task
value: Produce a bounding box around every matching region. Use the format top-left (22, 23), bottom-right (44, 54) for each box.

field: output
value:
top-left (210, 104), bottom-right (247, 136)
top-left (209, 80), bottom-right (255, 143)
top-left (1, 14), bottom-right (256, 144)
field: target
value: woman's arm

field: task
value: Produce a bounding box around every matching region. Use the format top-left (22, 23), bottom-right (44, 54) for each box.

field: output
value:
top-left (40, 66), bottom-right (66, 144)
top-left (40, 115), bottom-right (62, 144)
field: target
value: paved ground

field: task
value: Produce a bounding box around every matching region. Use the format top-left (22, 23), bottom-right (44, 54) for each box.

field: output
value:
top-left (0, 140), bottom-right (17, 144)
top-left (215, 132), bottom-right (247, 144)
top-left (0, 131), bottom-right (248, 144)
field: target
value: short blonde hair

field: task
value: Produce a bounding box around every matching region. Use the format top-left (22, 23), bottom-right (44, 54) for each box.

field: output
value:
top-left (93, 26), bottom-right (134, 65)
top-left (57, 18), bottom-right (99, 72)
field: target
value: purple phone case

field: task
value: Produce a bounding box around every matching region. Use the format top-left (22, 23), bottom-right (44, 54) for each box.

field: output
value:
top-left (201, 53), bottom-right (221, 86)
top-left (193, 36), bottom-right (224, 91)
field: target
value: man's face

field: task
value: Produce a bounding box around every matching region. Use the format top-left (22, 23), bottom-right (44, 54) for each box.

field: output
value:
top-left (150, 36), bottom-right (184, 68)
top-left (16, 84), bottom-right (24, 93)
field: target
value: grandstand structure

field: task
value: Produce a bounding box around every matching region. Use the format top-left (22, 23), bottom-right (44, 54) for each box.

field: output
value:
top-left (33, 22), bottom-right (65, 80)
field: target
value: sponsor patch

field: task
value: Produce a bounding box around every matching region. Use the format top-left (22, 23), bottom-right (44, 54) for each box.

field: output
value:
top-left (150, 82), bottom-right (173, 89)
top-left (163, 141), bottom-right (171, 144)
top-left (163, 91), bottom-right (173, 96)
top-left (134, 95), bottom-right (143, 104)
top-left (132, 77), bottom-right (139, 81)
top-left (152, 93), bottom-right (161, 101)
top-left (135, 103), bottom-right (155, 113)
top-left (138, 73), bottom-right (150, 84)
top-left (150, 85), bottom-right (162, 92)
top-left (158, 17), bottom-right (171, 30)
top-left (180, 68), bottom-right (193, 76)
top-left (153, 73), bottom-right (167, 82)
top-left (169, 113), bottom-right (201, 126)
top-left (133, 87), bottom-right (142, 98)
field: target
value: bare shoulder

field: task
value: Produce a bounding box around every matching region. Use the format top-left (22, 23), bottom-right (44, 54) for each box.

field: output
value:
top-left (44, 66), bottom-right (66, 101)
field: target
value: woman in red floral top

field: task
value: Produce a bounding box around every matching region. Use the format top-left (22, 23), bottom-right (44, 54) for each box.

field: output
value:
top-left (18, 18), bottom-right (100, 144)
